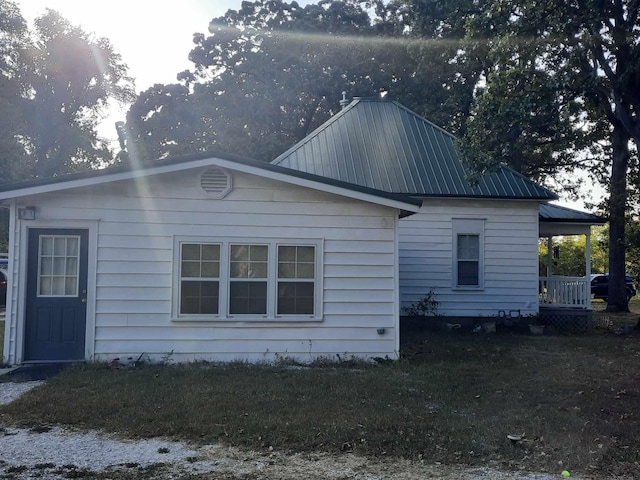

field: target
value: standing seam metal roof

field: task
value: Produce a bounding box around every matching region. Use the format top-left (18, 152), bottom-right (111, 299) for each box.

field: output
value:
top-left (272, 98), bottom-right (558, 200)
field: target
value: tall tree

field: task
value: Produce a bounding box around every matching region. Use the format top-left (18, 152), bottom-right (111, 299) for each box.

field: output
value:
top-left (458, 0), bottom-right (640, 312)
top-left (0, 3), bottom-right (135, 182)
top-left (124, 0), bottom-right (481, 162)
top-left (0, 0), bottom-right (31, 183)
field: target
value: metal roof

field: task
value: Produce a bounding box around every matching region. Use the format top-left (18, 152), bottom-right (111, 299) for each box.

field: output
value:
top-left (272, 98), bottom-right (558, 200)
top-left (539, 203), bottom-right (606, 224)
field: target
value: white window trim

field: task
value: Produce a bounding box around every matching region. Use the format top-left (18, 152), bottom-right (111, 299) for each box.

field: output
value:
top-left (452, 219), bottom-right (485, 290)
top-left (172, 236), bottom-right (323, 322)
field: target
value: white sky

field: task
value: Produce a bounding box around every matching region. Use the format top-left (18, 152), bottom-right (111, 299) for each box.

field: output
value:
top-left (16, 1), bottom-right (247, 90)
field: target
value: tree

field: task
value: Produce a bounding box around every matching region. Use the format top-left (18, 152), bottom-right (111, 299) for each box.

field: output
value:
top-left (0, 3), bottom-right (135, 182)
top-left (457, 0), bottom-right (640, 312)
top-left (123, 0), bottom-right (482, 162)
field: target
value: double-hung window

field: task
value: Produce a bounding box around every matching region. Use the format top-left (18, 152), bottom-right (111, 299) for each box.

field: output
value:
top-left (175, 238), bottom-right (321, 320)
top-left (277, 245), bottom-right (315, 315)
top-left (229, 244), bottom-right (268, 314)
top-left (452, 219), bottom-right (485, 289)
top-left (180, 243), bottom-right (220, 314)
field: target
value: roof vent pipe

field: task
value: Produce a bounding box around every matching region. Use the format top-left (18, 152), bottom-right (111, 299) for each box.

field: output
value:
top-left (339, 91), bottom-right (349, 110)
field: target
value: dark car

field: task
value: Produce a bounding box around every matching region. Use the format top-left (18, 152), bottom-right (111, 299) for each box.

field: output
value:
top-left (0, 268), bottom-right (6, 307)
top-left (590, 274), bottom-right (637, 301)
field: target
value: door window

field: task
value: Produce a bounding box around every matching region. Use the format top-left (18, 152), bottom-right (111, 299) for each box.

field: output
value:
top-left (38, 235), bottom-right (80, 297)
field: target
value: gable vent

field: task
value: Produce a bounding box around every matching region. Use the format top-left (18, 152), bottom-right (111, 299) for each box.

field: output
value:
top-left (200, 167), bottom-right (231, 198)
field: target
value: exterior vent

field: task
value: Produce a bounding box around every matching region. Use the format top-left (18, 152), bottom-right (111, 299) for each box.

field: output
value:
top-left (200, 167), bottom-right (231, 198)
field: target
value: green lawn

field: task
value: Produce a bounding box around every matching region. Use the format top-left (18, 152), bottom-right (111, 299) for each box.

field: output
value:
top-left (2, 326), bottom-right (640, 478)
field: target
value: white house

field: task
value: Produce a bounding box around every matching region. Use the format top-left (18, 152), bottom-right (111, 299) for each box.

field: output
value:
top-left (272, 98), bottom-right (604, 323)
top-left (1, 98), bottom-right (602, 365)
top-left (0, 154), bottom-right (420, 365)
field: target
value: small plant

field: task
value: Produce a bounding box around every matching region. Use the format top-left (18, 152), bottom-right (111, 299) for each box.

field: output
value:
top-left (402, 289), bottom-right (439, 317)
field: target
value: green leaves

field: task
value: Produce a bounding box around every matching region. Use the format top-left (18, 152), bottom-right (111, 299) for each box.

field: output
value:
top-left (0, 3), bottom-right (134, 182)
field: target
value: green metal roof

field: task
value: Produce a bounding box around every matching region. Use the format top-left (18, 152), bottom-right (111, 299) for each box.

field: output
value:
top-left (272, 98), bottom-right (558, 200)
top-left (539, 203), bottom-right (606, 224)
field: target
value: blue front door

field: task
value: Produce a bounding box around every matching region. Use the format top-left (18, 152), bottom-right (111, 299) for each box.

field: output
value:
top-left (24, 228), bottom-right (88, 361)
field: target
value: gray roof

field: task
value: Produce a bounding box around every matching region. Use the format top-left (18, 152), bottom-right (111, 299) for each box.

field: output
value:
top-left (272, 98), bottom-right (558, 200)
top-left (539, 203), bottom-right (606, 224)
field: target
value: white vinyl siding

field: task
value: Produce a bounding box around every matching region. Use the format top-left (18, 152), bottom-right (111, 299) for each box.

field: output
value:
top-left (5, 167), bottom-right (400, 363)
top-left (399, 199), bottom-right (540, 317)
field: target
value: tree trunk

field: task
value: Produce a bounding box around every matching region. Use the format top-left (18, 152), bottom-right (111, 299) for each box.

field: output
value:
top-left (606, 124), bottom-right (630, 312)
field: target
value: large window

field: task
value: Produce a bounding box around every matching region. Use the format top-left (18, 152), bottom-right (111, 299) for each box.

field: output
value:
top-left (175, 238), bottom-right (321, 320)
top-left (452, 219), bottom-right (485, 289)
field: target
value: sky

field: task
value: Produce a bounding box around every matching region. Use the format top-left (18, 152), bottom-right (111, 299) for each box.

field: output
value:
top-left (16, 1), bottom-right (248, 91)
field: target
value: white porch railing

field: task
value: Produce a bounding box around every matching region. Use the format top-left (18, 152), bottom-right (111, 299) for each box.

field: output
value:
top-left (539, 277), bottom-right (591, 309)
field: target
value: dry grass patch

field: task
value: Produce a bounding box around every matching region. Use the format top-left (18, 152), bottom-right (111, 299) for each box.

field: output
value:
top-left (1, 330), bottom-right (640, 477)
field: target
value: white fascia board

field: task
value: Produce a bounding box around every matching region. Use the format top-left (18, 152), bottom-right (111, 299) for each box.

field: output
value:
top-left (211, 158), bottom-right (421, 213)
top-left (0, 156), bottom-right (421, 213)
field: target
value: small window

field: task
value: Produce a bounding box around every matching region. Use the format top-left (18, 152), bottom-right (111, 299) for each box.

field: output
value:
top-left (180, 243), bottom-right (220, 314)
top-left (457, 234), bottom-right (479, 286)
top-left (453, 219), bottom-right (485, 289)
top-left (38, 235), bottom-right (80, 297)
top-left (277, 245), bottom-right (315, 315)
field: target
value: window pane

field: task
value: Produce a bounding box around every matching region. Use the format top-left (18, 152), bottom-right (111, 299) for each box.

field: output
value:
top-left (231, 245), bottom-right (249, 261)
top-left (277, 282), bottom-right (314, 315)
top-left (278, 246), bottom-right (296, 261)
top-left (180, 280), bottom-right (219, 314)
top-left (182, 244), bottom-right (200, 261)
top-left (181, 244), bottom-right (220, 280)
top-left (251, 245), bottom-right (268, 261)
top-left (229, 281), bottom-right (267, 314)
top-left (65, 276), bottom-right (78, 296)
top-left (278, 246), bottom-right (315, 279)
top-left (41, 257), bottom-right (53, 276)
top-left (458, 261), bottom-right (479, 286)
top-left (66, 257), bottom-right (78, 275)
top-left (231, 244), bottom-right (268, 278)
top-left (297, 246), bottom-right (315, 262)
top-left (54, 238), bottom-right (66, 256)
top-left (40, 277), bottom-right (52, 296)
top-left (250, 263), bottom-right (268, 278)
top-left (297, 264), bottom-right (315, 279)
top-left (458, 234), bottom-right (479, 260)
top-left (182, 261), bottom-right (200, 278)
top-left (278, 262), bottom-right (296, 278)
top-left (201, 261), bottom-right (220, 278)
top-left (201, 244), bottom-right (220, 260)
top-left (53, 257), bottom-right (66, 275)
top-left (66, 238), bottom-right (79, 256)
top-left (52, 277), bottom-right (65, 296)
top-left (41, 237), bottom-right (54, 255)
top-left (230, 261), bottom-right (249, 278)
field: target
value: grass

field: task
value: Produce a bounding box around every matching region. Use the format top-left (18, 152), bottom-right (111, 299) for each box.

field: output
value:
top-left (1, 304), bottom-right (640, 477)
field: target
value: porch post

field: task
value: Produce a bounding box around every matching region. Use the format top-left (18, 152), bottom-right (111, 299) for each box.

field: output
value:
top-left (547, 236), bottom-right (553, 277)
top-left (586, 230), bottom-right (592, 309)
